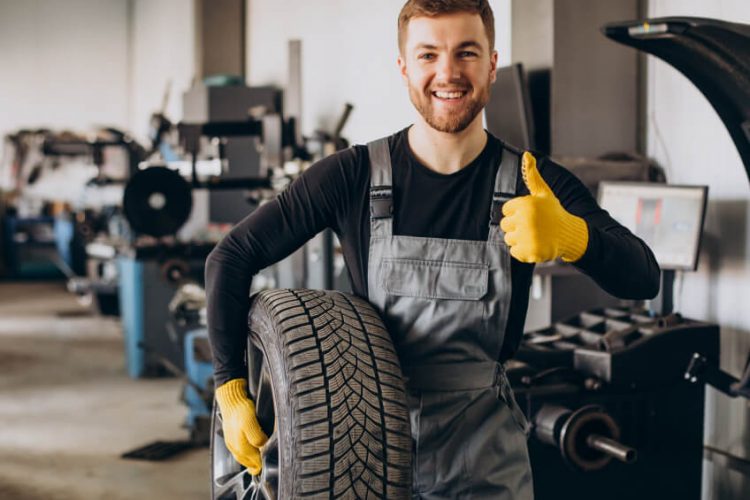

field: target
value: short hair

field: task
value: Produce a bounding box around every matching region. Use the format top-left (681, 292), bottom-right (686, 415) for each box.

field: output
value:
top-left (398, 0), bottom-right (495, 54)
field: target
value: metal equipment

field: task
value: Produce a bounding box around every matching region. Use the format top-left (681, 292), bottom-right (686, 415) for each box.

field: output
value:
top-left (0, 128), bottom-right (144, 281)
top-left (116, 81), bottom-right (294, 377)
top-left (40, 127), bottom-right (145, 181)
top-left (685, 352), bottom-right (750, 400)
top-left (182, 328), bottom-right (213, 444)
top-left (123, 166), bottom-right (193, 238)
top-left (602, 17), bottom-right (750, 183)
top-left (117, 81), bottom-right (354, 377)
top-left (179, 83), bottom-right (284, 224)
top-left (532, 404), bottom-right (636, 472)
top-left (118, 242), bottom-right (211, 377)
top-left (602, 16), bottom-right (750, 493)
top-left (167, 283), bottom-right (213, 444)
top-left (510, 306), bottom-right (719, 500)
top-left (517, 174), bottom-right (713, 498)
top-left (121, 284), bottom-right (213, 458)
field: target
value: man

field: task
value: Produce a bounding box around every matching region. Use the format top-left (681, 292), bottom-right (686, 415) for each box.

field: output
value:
top-left (206, 0), bottom-right (660, 497)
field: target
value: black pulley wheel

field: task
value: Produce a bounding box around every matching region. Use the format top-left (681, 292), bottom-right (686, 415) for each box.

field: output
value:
top-left (211, 289), bottom-right (412, 499)
top-left (123, 166), bottom-right (192, 237)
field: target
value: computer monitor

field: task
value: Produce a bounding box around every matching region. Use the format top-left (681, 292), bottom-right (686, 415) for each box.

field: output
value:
top-left (485, 63), bottom-right (535, 150)
top-left (598, 182), bottom-right (708, 271)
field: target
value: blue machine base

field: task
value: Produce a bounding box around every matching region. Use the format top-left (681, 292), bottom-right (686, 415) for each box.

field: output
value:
top-left (184, 328), bottom-right (213, 438)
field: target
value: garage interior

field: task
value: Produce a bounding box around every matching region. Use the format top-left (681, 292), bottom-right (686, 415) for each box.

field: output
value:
top-left (0, 1), bottom-right (748, 499)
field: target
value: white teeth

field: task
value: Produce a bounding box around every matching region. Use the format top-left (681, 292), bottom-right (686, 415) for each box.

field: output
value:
top-left (433, 91), bottom-right (466, 99)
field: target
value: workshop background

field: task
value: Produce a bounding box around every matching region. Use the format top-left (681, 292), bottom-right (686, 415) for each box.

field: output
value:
top-left (0, 0), bottom-right (748, 499)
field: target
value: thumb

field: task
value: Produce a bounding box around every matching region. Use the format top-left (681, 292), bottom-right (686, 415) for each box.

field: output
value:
top-left (522, 151), bottom-right (551, 196)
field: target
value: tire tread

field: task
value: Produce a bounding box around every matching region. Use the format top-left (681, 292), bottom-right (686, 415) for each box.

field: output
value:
top-left (254, 289), bottom-right (411, 499)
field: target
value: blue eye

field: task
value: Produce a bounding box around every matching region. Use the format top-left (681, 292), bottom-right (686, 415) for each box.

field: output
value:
top-left (459, 51), bottom-right (478, 58)
top-left (419, 53), bottom-right (435, 61)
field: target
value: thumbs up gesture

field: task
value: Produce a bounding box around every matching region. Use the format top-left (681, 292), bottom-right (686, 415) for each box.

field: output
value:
top-left (500, 152), bottom-right (589, 263)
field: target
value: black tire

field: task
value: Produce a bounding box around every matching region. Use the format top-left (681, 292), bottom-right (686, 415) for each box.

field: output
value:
top-left (211, 289), bottom-right (412, 499)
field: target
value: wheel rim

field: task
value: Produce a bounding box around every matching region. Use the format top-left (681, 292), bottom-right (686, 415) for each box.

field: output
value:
top-left (212, 338), bottom-right (278, 500)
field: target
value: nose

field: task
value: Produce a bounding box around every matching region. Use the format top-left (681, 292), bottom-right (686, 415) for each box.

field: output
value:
top-left (435, 54), bottom-right (460, 82)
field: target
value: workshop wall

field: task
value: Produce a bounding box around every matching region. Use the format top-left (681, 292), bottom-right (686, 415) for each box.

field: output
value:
top-left (646, 1), bottom-right (750, 498)
top-left (128, 0), bottom-right (195, 144)
top-left (244, 0), bottom-right (512, 145)
top-left (0, 0), bottom-right (130, 142)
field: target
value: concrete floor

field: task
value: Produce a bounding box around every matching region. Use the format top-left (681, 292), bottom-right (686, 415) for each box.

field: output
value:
top-left (0, 282), bottom-right (209, 499)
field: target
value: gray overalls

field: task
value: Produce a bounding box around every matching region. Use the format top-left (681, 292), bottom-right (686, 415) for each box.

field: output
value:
top-left (366, 138), bottom-right (534, 499)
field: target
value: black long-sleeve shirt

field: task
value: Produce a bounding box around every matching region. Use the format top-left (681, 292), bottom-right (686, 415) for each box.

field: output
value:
top-left (206, 128), bottom-right (660, 385)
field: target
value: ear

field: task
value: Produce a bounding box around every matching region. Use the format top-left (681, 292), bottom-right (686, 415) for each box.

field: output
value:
top-left (397, 54), bottom-right (409, 85)
top-left (489, 50), bottom-right (498, 83)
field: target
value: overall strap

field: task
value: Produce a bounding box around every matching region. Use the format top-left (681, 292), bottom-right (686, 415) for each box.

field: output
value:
top-left (489, 142), bottom-right (522, 229)
top-left (367, 138), bottom-right (394, 238)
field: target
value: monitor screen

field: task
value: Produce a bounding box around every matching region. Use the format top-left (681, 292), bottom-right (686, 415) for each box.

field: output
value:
top-left (598, 182), bottom-right (708, 271)
top-left (485, 63), bottom-right (535, 150)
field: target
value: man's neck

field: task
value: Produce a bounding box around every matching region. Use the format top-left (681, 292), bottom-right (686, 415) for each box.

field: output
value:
top-left (407, 116), bottom-right (487, 175)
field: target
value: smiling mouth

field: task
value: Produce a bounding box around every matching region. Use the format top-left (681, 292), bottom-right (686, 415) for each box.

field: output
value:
top-left (431, 90), bottom-right (469, 100)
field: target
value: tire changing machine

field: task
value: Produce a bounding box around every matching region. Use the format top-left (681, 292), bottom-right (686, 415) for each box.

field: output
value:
top-left (512, 16), bottom-right (750, 499)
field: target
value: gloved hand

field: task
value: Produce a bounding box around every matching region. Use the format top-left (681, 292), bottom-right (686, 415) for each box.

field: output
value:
top-left (500, 152), bottom-right (589, 263)
top-left (214, 378), bottom-right (268, 474)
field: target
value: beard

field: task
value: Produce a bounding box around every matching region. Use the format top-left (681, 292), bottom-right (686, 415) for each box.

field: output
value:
top-left (408, 78), bottom-right (491, 133)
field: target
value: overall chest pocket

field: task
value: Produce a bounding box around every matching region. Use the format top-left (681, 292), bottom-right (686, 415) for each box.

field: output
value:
top-left (380, 258), bottom-right (489, 301)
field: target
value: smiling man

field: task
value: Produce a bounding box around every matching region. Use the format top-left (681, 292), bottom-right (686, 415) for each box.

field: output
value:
top-left (206, 1), bottom-right (660, 498)
top-left (401, 10), bottom-right (493, 138)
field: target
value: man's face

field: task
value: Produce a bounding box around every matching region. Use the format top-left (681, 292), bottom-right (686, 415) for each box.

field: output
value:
top-left (398, 13), bottom-right (498, 133)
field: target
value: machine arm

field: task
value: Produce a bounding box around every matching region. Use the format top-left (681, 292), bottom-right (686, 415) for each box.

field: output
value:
top-left (602, 17), bottom-right (750, 183)
top-left (685, 352), bottom-right (750, 399)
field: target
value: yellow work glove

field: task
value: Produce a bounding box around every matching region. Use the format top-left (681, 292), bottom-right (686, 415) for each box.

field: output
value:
top-left (500, 152), bottom-right (588, 263)
top-left (214, 378), bottom-right (268, 475)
